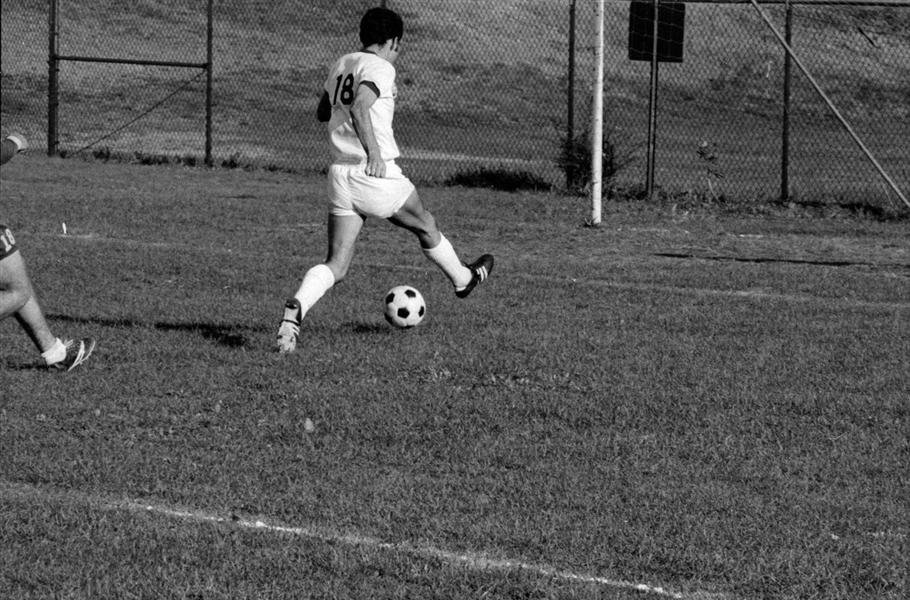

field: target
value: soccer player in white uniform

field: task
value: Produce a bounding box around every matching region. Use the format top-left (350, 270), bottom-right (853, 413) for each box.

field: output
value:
top-left (276, 7), bottom-right (494, 353)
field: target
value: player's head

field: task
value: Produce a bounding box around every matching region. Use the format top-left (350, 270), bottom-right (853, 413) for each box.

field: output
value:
top-left (360, 7), bottom-right (404, 48)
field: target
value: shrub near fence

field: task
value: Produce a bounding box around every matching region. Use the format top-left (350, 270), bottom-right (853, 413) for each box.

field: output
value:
top-left (1, 0), bottom-right (907, 210)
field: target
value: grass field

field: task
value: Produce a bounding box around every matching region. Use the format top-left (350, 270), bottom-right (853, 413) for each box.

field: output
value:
top-left (1, 154), bottom-right (908, 599)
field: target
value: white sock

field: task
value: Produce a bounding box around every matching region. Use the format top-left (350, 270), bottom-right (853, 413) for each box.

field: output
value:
top-left (422, 234), bottom-right (471, 288)
top-left (41, 338), bottom-right (67, 365)
top-left (294, 264), bottom-right (336, 318)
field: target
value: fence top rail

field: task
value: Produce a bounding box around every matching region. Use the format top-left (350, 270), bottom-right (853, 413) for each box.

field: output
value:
top-left (607, 0), bottom-right (909, 6)
top-left (54, 55), bottom-right (207, 69)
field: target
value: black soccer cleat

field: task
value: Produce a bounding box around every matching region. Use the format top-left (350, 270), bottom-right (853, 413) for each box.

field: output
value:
top-left (455, 254), bottom-right (494, 298)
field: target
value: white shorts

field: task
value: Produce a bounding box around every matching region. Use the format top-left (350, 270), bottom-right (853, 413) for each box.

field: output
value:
top-left (327, 161), bottom-right (416, 219)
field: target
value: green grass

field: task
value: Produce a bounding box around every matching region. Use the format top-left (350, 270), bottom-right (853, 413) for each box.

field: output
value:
top-left (1, 155), bottom-right (908, 599)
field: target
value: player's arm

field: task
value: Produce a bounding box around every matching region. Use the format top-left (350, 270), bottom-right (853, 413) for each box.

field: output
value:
top-left (317, 91), bottom-right (331, 123)
top-left (350, 81), bottom-right (385, 178)
top-left (1, 134), bottom-right (28, 166)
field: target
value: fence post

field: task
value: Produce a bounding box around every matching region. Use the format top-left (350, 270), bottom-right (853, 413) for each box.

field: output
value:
top-left (750, 0), bottom-right (909, 210)
top-left (567, 0), bottom-right (577, 190)
top-left (645, 0), bottom-right (660, 202)
top-left (47, 0), bottom-right (59, 157)
top-left (780, 0), bottom-right (793, 202)
top-left (205, 0), bottom-right (213, 166)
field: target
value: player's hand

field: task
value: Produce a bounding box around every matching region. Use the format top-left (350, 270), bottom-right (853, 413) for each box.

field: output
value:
top-left (365, 154), bottom-right (386, 178)
top-left (7, 133), bottom-right (28, 152)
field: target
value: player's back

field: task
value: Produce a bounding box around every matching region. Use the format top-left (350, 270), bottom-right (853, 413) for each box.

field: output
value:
top-left (324, 51), bottom-right (400, 164)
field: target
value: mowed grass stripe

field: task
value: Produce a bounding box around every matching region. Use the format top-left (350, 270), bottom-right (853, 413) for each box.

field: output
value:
top-left (0, 480), bottom-right (717, 600)
top-left (22, 230), bottom-right (910, 312)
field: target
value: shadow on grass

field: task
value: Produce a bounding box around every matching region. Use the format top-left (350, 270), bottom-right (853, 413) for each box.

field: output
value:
top-left (0, 359), bottom-right (47, 371)
top-left (48, 314), bottom-right (260, 348)
top-left (654, 252), bottom-right (910, 270)
top-left (42, 315), bottom-right (397, 348)
top-left (2, 319), bottom-right (396, 371)
top-left (345, 322), bottom-right (395, 335)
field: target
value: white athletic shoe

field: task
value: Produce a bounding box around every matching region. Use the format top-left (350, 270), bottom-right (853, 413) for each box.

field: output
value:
top-left (49, 338), bottom-right (96, 372)
top-left (276, 298), bottom-right (301, 353)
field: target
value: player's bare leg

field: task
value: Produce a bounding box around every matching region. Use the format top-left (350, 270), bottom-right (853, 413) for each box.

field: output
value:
top-left (388, 190), bottom-right (493, 297)
top-left (387, 190), bottom-right (443, 249)
top-left (1, 250), bottom-right (95, 370)
top-left (1, 250), bottom-right (56, 351)
top-left (322, 213), bottom-right (366, 283)
top-left (277, 213), bottom-right (364, 353)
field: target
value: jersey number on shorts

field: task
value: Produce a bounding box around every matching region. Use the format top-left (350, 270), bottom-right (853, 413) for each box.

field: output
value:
top-left (333, 73), bottom-right (355, 106)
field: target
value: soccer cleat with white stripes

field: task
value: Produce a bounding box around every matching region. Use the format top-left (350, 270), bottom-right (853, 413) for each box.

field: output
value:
top-left (50, 338), bottom-right (96, 372)
top-left (276, 298), bottom-right (302, 353)
top-left (455, 254), bottom-right (494, 298)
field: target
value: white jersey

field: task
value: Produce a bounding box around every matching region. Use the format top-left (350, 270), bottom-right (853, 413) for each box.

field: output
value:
top-left (324, 51), bottom-right (400, 164)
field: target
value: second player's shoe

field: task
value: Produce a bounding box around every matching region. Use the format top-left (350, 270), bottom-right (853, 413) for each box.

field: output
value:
top-left (50, 338), bottom-right (96, 372)
top-left (455, 254), bottom-right (494, 298)
top-left (276, 298), bottom-right (302, 353)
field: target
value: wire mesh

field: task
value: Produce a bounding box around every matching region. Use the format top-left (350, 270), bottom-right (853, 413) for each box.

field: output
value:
top-left (1, 0), bottom-right (907, 209)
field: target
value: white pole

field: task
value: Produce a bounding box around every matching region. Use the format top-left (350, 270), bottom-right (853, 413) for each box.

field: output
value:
top-left (590, 0), bottom-right (605, 226)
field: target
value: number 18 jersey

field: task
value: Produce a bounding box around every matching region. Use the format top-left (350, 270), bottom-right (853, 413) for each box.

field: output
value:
top-left (324, 51), bottom-right (400, 164)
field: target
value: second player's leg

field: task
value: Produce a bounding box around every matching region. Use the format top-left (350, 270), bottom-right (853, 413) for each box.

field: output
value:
top-left (0, 252), bottom-right (31, 319)
top-left (0, 251), bottom-right (56, 352)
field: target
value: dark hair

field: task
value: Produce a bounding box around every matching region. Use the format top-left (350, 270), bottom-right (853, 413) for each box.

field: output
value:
top-left (359, 7), bottom-right (404, 47)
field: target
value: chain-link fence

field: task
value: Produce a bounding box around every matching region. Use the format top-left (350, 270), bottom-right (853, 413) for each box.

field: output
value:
top-left (2, 0), bottom-right (908, 210)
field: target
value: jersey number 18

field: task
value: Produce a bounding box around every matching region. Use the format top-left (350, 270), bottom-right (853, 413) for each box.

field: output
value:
top-left (333, 73), bottom-right (355, 106)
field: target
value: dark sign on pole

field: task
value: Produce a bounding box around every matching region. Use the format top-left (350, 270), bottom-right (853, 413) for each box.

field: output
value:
top-left (628, 1), bottom-right (686, 63)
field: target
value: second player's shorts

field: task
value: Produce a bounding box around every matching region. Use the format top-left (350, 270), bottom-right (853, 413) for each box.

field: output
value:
top-left (327, 161), bottom-right (416, 219)
top-left (0, 224), bottom-right (18, 261)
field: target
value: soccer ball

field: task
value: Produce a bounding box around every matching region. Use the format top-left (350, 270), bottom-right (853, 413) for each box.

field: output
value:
top-left (384, 285), bottom-right (426, 328)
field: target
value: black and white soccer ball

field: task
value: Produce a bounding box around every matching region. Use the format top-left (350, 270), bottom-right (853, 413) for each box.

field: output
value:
top-left (384, 285), bottom-right (426, 328)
